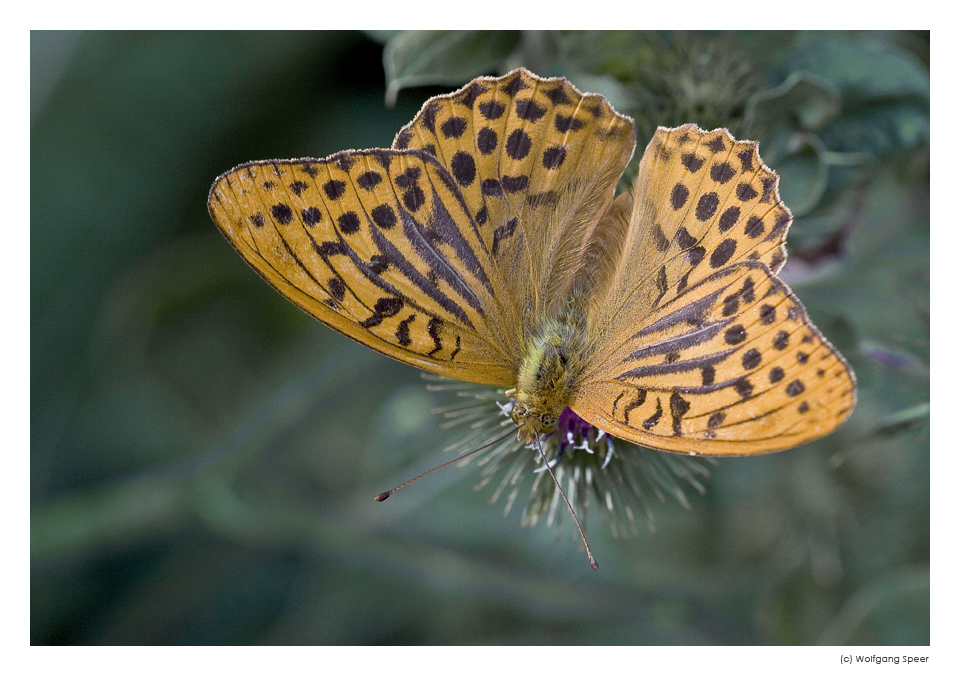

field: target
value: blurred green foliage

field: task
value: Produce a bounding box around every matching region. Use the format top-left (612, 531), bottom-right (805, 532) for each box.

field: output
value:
top-left (32, 30), bottom-right (928, 645)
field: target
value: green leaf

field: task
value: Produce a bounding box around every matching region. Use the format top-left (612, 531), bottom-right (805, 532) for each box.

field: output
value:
top-left (382, 30), bottom-right (521, 107)
top-left (745, 72), bottom-right (841, 136)
top-left (363, 30), bottom-right (400, 45)
top-left (553, 30), bottom-right (657, 79)
top-left (821, 103), bottom-right (929, 160)
top-left (779, 35), bottom-right (928, 103)
top-left (770, 132), bottom-right (830, 216)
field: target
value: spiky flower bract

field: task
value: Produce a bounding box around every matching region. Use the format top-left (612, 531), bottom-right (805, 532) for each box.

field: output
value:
top-left (425, 375), bottom-right (712, 539)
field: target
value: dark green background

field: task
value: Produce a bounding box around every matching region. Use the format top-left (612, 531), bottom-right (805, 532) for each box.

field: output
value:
top-left (31, 31), bottom-right (929, 645)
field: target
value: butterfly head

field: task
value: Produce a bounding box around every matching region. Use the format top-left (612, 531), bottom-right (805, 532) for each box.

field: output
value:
top-left (510, 402), bottom-right (559, 446)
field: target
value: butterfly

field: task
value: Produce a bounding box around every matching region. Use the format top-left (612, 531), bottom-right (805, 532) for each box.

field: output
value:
top-left (208, 67), bottom-right (856, 457)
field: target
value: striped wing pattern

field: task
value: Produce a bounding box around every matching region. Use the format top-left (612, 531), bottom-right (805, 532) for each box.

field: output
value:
top-left (394, 68), bottom-right (636, 325)
top-left (573, 125), bottom-right (857, 455)
top-left (575, 263), bottom-right (855, 454)
top-left (208, 149), bottom-right (517, 385)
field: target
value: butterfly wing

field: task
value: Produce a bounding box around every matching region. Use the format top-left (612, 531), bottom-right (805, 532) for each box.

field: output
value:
top-left (393, 68), bottom-right (636, 331)
top-left (573, 262), bottom-right (856, 454)
top-left (208, 149), bottom-right (518, 385)
top-left (572, 125), bottom-right (856, 454)
top-left (583, 124), bottom-right (792, 316)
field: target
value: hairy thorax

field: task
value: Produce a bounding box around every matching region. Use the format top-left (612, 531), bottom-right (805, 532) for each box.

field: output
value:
top-left (510, 297), bottom-right (590, 445)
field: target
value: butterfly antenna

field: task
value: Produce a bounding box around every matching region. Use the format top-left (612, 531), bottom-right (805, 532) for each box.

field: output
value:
top-left (375, 429), bottom-right (515, 502)
top-left (533, 435), bottom-right (599, 571)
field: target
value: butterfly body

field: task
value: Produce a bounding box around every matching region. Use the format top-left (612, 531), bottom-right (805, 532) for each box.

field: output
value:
top-left (209, 68), bottom-right (855, 458)
top-left (511, 291), bottom-right (593, 444)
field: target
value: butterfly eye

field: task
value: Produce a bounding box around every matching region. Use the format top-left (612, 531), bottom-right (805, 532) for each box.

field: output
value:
top-left (540, 416), bottom-right (558, 433)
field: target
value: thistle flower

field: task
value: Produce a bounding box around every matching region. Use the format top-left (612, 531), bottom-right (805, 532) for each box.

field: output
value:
top-left (425, 375), bottom-right (713, 539)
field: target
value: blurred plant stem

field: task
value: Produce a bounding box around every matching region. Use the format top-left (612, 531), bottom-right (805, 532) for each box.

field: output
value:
top-left (33, 344), bottom-right (366, 564)
top-left (32, 475), bottom-right (192, 562)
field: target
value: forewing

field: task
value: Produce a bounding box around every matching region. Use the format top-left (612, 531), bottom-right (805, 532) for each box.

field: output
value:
top-left (208, 150), bottom-right (517, 385)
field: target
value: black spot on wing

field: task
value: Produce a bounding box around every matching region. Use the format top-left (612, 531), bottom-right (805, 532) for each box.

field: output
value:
top-left (360, 297), bottom-right (403, 329)
top-left (669, 393), bottom-right (690, 436)
top-left (642, 398), bottom-right (661, 431)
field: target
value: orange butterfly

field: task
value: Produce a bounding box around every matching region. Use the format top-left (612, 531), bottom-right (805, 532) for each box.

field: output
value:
top-left (208, 68), bottom-right (856, 459)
